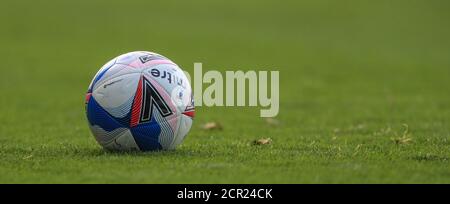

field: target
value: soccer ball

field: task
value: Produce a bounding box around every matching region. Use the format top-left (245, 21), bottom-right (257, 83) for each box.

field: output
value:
top-left (85, 51), bottom-right (194, 151)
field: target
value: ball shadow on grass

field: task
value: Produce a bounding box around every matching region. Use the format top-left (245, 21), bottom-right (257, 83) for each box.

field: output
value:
top-left (79, 146), bottom-right (208, 158)
top-left (2, 144), bottom-right (208, 159)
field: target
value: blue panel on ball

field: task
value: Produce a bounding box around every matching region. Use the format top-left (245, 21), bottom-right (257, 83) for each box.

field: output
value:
top-left (130, 118), bottom-right (163, 151)
top-left (86, 96), bottom-right (123, 132)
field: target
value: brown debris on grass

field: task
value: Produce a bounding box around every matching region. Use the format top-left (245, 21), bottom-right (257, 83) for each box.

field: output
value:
top-left (265, 118), bottom-right (280, 126)
top-left (201, 122), bottom-right (223, 130)
top-left (253, 138), bottom-right (272, 145)
top-left (392, 124), bottom-right (413, 145)
top-left (23, 155), bottom-right (33, 160)
top-left (392, 136), bottom-right (413, 144)
top-left (352, 144), bottom-right (363, 156)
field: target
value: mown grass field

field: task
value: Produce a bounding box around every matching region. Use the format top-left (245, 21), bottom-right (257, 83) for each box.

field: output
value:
top-left (0, 0), bottom-right (449, 183)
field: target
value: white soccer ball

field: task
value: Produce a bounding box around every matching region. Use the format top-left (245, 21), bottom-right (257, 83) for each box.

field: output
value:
top-left (85, 51), bottom-right (194, 151)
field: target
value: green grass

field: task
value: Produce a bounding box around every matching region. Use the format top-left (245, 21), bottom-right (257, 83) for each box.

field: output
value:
top-left (0, 0), bottom-right (449, 183)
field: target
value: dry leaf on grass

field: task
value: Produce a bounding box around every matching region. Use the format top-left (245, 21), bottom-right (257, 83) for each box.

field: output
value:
top-left (352, 144), bottom-right (363, 156)
top-left (392, 136), bottom-right (413, 144)
top-left (265, 118), bottom-right (280, 126)
top-left (23, 155), bottom-right (33, 160)
top-left (253, 138), bottom-right (272, 145)
top-left (201, 122), bottom-right (223, 130)
top-left (391, 124), bottom-right (413, 145)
